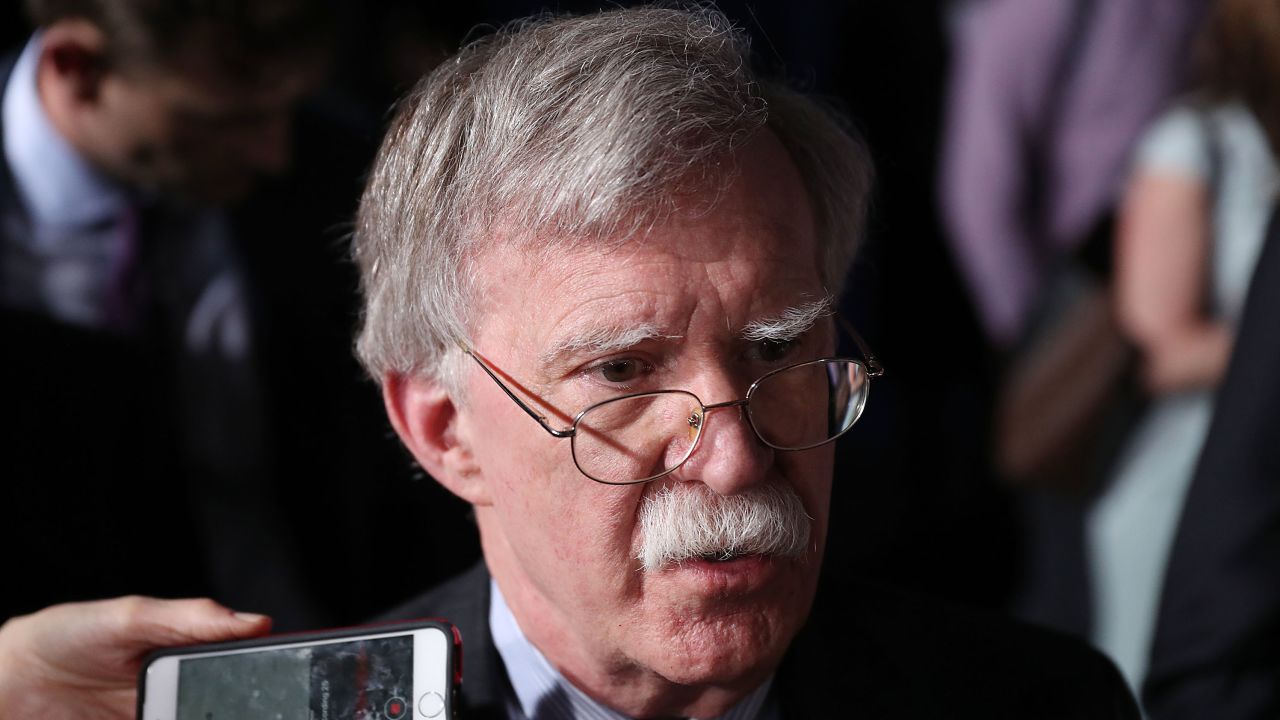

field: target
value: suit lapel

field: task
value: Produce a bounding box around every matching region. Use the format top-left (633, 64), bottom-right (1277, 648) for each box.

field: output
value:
top-left (377, 562), bottom-right (511, 719)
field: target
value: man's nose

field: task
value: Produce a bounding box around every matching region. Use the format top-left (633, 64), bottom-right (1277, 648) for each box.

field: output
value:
top-left (674, 391), bottom-right (772, 497)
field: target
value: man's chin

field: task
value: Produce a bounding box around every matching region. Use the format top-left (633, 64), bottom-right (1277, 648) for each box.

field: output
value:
top-left (138, 173), bottom-right (260, 208)
top-left (179, 176), bottom-right (258, 206)
top-left (632, 552), bottom-right (817, 684)
top-left (641, 597), bottom-right (797, 689)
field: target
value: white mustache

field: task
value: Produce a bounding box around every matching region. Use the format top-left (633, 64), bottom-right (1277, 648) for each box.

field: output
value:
top-left (636, 482), bottom-right (812, 571)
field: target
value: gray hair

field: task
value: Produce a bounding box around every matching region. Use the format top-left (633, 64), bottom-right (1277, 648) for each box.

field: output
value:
top-left (353, 6), bottom-right (873, 390)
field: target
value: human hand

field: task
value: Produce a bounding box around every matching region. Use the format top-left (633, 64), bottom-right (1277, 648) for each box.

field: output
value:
top-left (0, 596), bottom-right (271, 720)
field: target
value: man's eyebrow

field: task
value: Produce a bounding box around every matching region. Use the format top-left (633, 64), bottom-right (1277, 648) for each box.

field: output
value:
top-left (741, 297), bottom-right (835, 341)
top-left (539, 323), bottom-right (682, 366)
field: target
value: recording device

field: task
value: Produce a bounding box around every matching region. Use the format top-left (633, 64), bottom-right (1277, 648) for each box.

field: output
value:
top-left (138, 620), bottom-right (458, 720)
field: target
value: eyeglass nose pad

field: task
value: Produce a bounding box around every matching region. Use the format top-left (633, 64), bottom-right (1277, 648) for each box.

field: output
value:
top-left (687, 407), bottom-right (703, 442)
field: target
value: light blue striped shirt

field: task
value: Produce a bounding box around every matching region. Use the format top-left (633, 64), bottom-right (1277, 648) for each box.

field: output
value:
top-left (490, 581), bottom-right (778, 720)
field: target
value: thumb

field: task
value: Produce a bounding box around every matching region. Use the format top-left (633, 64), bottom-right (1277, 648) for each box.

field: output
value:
top-left (103, 597), bottom-right (273, 651)
top-left (4, 597), bottom-right (274, 687)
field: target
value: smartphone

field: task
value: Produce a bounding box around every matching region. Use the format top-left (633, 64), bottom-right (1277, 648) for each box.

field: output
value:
top-left (138, 620), bottom-right (458, 720)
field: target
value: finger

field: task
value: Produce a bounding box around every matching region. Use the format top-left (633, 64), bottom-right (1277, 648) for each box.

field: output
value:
top-left (13, 597), bottom-right (270, 681)
top-left (104, 596), bottom-right (273, 651)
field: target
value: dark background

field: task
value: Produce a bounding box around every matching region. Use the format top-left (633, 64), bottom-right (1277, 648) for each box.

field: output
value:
top-left (1, 0), bottom-right (1014, 626)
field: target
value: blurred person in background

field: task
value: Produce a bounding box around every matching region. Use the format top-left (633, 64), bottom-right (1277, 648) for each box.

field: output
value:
top-left (0, 0), bottom-right (469, 630)
top-left (0, 0), bottom-right (325, 628)
top-left (1143, 210), bottom-right (1280, 720)
top-left (938, 0), bottom-right (1212, 653)
top-left (939, 0), bottom-right (1209, 348)
top-left (1087, 0), bottom-right (1280, 702)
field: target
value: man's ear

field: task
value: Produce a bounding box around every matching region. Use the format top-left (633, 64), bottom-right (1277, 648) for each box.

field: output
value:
top-left (382, 373), bottom-right (491, 506)
top-left (38, 20), bottom-right (110, 103)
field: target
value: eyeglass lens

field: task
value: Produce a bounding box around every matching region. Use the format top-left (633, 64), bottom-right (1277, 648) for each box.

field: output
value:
top-left (570, 360), bottom-right (869, 484)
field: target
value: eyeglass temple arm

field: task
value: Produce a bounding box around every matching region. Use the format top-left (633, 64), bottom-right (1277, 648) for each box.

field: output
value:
top-left (455, 338), bottom-right (575, 438)
top-left (837, 315), bottom-right (885, 377)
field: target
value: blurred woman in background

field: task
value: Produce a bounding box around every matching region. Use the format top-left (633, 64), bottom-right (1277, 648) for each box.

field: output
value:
top-left (1087, 0), bottom-right (1280, 695)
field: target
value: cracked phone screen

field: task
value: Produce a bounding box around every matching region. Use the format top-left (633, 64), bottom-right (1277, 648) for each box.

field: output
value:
top-left (176, 634), bottom-right (414, 720)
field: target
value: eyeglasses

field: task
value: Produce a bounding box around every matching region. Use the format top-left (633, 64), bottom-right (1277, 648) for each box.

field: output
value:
top-left (457, 319), bottom-right (883, 485)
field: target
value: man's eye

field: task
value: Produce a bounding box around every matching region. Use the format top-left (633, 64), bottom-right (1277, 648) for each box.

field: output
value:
top-left (595, 358), bottom-right (650, 384)
top-left (757, 337), bottom-right (799, 363)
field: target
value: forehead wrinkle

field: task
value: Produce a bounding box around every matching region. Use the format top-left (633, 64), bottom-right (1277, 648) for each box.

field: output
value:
top-left (538, 322), bottom-right (683, 367)
top-left (740, 296), bottom-right (834, 341)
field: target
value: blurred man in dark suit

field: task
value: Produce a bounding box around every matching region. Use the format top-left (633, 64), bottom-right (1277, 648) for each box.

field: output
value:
top-left (0, 0), bottom-right (456, 630)
top-left (1144, 208), bottom-right (1280, 719)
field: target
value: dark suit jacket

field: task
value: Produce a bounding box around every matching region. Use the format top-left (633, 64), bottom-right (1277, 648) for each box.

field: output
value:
top-left (381, 562), bottom-right (1138, 719)
top-left (0, 49), bottom-right (478, 629)
top-left (1143, 209), bottom-right (1280, 718)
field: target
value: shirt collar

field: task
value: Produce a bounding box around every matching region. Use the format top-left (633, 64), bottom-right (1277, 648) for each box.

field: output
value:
top-left (489, 579), bottom-right (775, 720)
top-left (3, 33), bottom-right (130, 230)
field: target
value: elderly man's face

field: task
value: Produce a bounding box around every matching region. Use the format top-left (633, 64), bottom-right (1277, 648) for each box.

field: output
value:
top-left (457, 132), bottom-right (832, 709)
